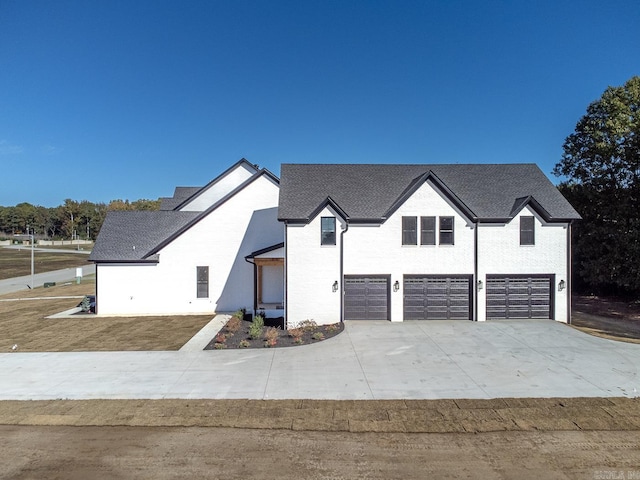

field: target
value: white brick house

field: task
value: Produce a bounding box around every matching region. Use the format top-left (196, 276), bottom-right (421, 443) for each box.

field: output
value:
top-left (91, 160), bottom-right (580, 324)
top-left (278, 164), bottom-right (580, 326)
top-left (90, 160), bottom-right (283, 316)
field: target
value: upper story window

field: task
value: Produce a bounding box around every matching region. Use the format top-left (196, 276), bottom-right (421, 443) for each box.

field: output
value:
top-left (420, 216), bottom-right (436, 245)
top-left (439, 216), bottom-right (454, 245)
top-left (402, 216), bottom-right (418, 245)
top-left (321, 217), bottom-right (336, 245)
top-left (196, 266), bottom-right (209, 298)
top-left (520, 216), bottom-right (535, 245)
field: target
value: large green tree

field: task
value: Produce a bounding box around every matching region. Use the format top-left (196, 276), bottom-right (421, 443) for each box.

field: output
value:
top-left (554, 76), bottom-right (640, 296)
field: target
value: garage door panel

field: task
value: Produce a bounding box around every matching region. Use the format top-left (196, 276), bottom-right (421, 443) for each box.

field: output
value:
top-left (403, 275), bottom-right (472, 320)
top-left (486, 275), bottom-right (553, 319)
top-left (344, 276), bottom-right (389, 320)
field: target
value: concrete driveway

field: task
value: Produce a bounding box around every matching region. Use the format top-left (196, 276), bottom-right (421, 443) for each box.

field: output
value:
top-left (0, 320), bottom-right (638, 400)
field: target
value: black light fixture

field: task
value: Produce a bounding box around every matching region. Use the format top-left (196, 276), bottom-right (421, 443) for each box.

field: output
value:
top-left (558, 279), bottom-right (566, 291)
top-left (393, 280), bottom-right (400, 292)
top-left (332, 280), bottom-right (339, 292)
top-left (477, 280), bottom-right (483, 290)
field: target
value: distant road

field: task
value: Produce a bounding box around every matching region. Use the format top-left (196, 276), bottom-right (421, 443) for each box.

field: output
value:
top-left (0, 264), bottom-right (96, 296)
top-left (2, 246), bottom-right (91, 255)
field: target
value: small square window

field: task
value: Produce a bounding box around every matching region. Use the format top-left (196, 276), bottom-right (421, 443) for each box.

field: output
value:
top-left (420, 216), bottom-right (436, 245)
top-left (197, 266), bottom-right (209, 298)
top-left (402, 216), bottom-right (417, 245)
top-left (321, 217), bottom-right (336, 245)
top-left (439, 216), bottom-right (454, 245)
top-left (520, 216), bottom-right (535, 245)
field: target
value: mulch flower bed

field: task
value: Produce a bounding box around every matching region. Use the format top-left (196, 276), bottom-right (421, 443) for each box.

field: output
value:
top-left (204, 315), bottom-right (343, 349)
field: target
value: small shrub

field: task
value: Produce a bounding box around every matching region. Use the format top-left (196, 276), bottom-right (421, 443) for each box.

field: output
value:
top-left (288, 327), bottom-right (303, 340)
top-left (80, 296), bottom-right (91, 313)
top-left (264, 327), bottom-right (279, 347)
top-left (239, 340), bottom-right (250, 348)
top-left (215, 333), bottom-right (227, 344)
top-left (293, 338), bottom-right (304, 345)
top-left (225, 315), bottom-right (242, 333)
top-left (312, 332), bottom-right (325, 341)
top-left (249, 315), bottom-right (264, 340)
top-left (325, 323), bottom-right (340, 332)
top-left (298, 319), bottom-right (318, 332)
top-left (232, 309), bottom-right (244, 319)
top-left (213, 343), bottom-right (227, 350)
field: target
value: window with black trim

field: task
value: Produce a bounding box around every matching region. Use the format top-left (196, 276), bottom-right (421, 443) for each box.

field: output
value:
top-left (420, 216), bottom-right (436, 245)
top-left (321, 217), bottom-right (336, 245)
top-left (197, 266), bottom-right (209, 298)
top-left (520, 216), bottom-right (535, 245)
top-left (402, 216), bottom-right (417, 245)
top-left (439, 216), bottom-right (454, 245)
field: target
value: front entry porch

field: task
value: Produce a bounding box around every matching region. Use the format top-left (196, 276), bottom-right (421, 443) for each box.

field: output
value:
top-left (245, 243), bottom-right (284, 319)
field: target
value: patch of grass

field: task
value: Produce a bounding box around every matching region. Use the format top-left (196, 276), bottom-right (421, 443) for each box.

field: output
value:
top-left (0, 279), bottom-right (212, 352)
top-left (0, 247), bottom-right (92, 280)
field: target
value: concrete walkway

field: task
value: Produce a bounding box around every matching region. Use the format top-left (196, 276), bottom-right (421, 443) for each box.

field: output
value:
top-left (0, 320), bottom-right (638, 401)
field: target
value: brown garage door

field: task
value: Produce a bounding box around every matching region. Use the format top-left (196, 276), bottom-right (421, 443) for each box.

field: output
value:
top-left (486, 275), bottom-right (554, 319)
top-left (404, 275), bottom-right (472, 320)
top-left (344, 276), bottom-right (390, 320)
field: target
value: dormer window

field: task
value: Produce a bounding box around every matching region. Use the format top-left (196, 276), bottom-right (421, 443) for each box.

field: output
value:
top-left (321, 217), bottom-right (336, 245)
top-left (520, 216), bottom-right (535, 245)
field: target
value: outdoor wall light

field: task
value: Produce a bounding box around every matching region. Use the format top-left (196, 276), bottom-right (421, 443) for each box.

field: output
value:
top-left (332, 280), bottom-right (339, 292)
top-left (393, 280), bottom-right (400, 292)
top-left (558, 279), bottom-right (566, 291)
top-left (477, 280), bottom-right (483, 290)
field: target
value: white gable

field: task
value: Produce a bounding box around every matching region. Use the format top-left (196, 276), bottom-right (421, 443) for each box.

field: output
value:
top-left (179, 162), bottom-right (257, 211)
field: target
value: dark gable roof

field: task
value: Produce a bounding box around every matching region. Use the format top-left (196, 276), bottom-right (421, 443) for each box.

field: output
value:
top-left (278, 164), bottom-right (581, 223)
top-left (89, 211), bottom-right (200, 262)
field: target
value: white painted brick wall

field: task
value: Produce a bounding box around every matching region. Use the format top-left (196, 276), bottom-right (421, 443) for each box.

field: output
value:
top-left (287, 181), bottom-right (475, 323)
top-left (477, 205), bottom-right (569, 322)
top-left (97, 175), bottom-right (282, 315)
top-left (286, 206), bottom-right (344, 326)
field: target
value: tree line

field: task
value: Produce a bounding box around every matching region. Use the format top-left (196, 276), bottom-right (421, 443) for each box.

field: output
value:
top-left (0, 198), bottom-right (160, 241)
top-left (555, 76), bottom-right (639, 297)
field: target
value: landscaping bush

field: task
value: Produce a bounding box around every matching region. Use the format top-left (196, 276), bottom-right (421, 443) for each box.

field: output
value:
top-left (225, 315), bottom-right (242, 333)
top-left (249, 315), bottom-right (264, 340)
top-left (297, 319), bottom-right (318, 332)
top-left (264, 327), bottom-right (279, 347)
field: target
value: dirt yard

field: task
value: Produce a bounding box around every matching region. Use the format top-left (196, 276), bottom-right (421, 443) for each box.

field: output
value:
top-left (0, 280), bottom-right (212, 351)
top-left (2, 425), bottom-right (639, 479)
top-left (1, 397), bottom-right (640, 479)
top-left (572, 294), bottom-right (640, 343)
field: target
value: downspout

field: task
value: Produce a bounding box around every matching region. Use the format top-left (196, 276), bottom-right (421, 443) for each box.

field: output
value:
top-left (244, 256), bottom-right (257, 314)
top-left (284, 222), bottom-right (288, 329)
top-left (567, 222), bottom-right (572, 325)
top-left (95, 263), bottom-right (99, 315)
top-left (340, 221), bottom-right (349, 323)
top-left (474, 223), bottom-right (478, 322)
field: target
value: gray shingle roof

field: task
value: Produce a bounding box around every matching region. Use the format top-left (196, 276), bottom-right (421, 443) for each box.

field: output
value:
top-left (89, 211), bottom-right (200, 261)
top-left (278, 164), bottom-right (580, 222)
top-left (159, 187), bottom-right (202, 210)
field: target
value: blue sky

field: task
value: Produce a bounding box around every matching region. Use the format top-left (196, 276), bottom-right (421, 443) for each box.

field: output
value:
top-left (1, 0), bottom-right (638, 207)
